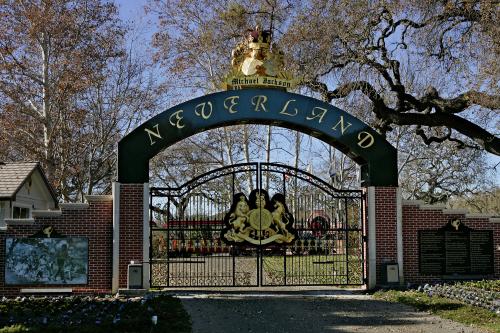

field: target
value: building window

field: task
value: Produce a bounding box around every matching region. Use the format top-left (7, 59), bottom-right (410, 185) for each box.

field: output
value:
top-left (13, 206), bottom-right (30, 219)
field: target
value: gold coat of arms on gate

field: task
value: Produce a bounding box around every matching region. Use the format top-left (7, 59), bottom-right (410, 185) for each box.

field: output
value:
top-left (221, 189), bottom-right (297, 246)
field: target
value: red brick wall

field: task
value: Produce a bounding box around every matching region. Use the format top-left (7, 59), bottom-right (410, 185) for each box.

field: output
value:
top-left (0, 200), bottom-right (113, 296)
top-left (118, 184), bottom-right (144, 288)
top-left (374, 187), bottom-right (398, 283)
top-left (402, 203), bottom-right (499, 284)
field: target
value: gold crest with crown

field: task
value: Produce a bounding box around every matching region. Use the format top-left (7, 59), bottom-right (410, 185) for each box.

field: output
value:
top-left (223, 25), bottom-right (296, 91)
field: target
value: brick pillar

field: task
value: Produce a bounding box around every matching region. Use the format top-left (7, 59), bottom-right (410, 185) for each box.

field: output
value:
top-left (374, 187), bottom-right (398, 284)
top-left (119, 184), bottom-right (144, 288)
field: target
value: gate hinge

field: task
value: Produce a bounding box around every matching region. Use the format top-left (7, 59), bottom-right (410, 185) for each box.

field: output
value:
top-left (362, 235), bottom-right (368, 242)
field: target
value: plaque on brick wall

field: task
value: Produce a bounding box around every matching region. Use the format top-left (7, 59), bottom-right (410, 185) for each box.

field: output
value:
top-left (470, 230), bottom-right (494, 274)
top-left (419, 220), bottom-right (494, 275)
top-left (444, 231), bottom-right (470, 273)
top-left (419, 231), bottom-right (445, 274)
top-left (5, 237), bottom-right (89, 285)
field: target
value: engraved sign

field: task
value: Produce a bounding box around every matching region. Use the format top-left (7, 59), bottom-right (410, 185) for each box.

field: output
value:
top-left (470, 231), bottom-right (494, 274)
top-left (445, 231), bottom-right (470, 274)
top-left (419, 231), bottom-right (445, 275)
top-left (419, 220), bottom-right (494, 275)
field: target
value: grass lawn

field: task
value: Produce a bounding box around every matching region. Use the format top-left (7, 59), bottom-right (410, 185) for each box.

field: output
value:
top-left (374, 290), bottom-right (500, 333)
top-left (0, 294), bottom-right (191, 333)
top-left (262, 254), bottom-right (363, 284)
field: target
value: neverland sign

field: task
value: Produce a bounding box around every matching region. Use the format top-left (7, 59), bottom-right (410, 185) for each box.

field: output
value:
top-left (222, 190), bottom-right (297, 246)
top-left (118, 88), bottom-right (397, 186)
top-left (117, 25), bottom-right (398, 187)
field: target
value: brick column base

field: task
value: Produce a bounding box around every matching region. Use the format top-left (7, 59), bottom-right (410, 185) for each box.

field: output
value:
top-left (119, 184), bottom-right (144, 288)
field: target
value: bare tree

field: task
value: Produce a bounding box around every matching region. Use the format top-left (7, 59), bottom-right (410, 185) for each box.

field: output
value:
top-left (396, 126), bottom-right (494, 204)
top-left (448, 187), bottom-right (500, 215)
top-left (282, 0), bottom-right (499, 155)
top-left (0, 0), bottom-right (124, 196)
top-left (147, 0), bottom-right (498, 212)
top-left (64, 50), bottom-right (160, 200)
top-left (0, 1), bottom-right (160, 200)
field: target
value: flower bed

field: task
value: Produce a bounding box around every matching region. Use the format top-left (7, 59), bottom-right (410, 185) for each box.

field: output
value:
top-left (0, 293), bottom-right (190, 333)
top-left (417, 280), bottom-right (500, 314)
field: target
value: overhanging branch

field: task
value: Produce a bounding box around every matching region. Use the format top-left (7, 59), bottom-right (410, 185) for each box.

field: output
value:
top-left (389, 112), bottom-right (499, 155)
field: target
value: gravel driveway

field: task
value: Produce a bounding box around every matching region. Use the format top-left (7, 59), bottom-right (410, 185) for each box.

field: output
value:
top-left (178, 291), bottom-right (487, 333)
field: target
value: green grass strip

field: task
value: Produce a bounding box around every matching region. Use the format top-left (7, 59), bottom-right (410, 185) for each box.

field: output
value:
top-left (374, 290), bottom-right (500, 333)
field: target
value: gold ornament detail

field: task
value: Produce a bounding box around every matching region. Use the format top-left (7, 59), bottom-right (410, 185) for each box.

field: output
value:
top-left (221, 190), bottom-right (297, 246)
top-left (223, 25), bottom-right (296, 91)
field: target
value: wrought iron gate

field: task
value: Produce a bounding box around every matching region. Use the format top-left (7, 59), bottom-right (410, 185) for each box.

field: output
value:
top-left (149, 163), bottom-right (366, 287)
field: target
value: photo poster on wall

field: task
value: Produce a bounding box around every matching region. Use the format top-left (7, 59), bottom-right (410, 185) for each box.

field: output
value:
top-left (5, 237), bottom-right (88, 285)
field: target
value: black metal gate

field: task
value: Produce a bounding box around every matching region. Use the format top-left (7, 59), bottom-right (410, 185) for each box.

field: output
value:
top-left (149, 163), bottom-right (366, 287)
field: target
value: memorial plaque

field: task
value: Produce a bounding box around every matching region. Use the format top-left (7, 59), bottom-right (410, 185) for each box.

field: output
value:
top-left (445, 231), bottom-right (470, 274)
top-left (470, 231), bottom-right (494, 274)
top-left (418, 220), bottom-right (494, 276)
top-left (419, 231), bottom-right (445, 275)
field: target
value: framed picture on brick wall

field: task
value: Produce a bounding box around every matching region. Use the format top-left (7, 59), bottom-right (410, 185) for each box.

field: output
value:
top-left (5, 237), bottom-right (88, 285)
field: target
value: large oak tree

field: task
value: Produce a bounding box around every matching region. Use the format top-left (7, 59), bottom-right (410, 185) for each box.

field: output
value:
top-left (147, 0), bottom-right (498, 205)
top-left (149, 0), bottom-right (498, 156)
top-left (286, 0), bottom-right (499, 155)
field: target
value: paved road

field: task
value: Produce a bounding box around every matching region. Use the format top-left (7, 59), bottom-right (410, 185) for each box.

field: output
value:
top-left (179, 292), bottom-right (487, 333)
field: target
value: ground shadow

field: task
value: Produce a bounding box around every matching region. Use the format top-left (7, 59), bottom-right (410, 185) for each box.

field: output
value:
top-left (181, 296), bottom-right (440, 333)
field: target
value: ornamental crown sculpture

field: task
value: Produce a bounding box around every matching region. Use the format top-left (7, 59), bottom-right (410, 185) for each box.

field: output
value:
top-left (245, 24), bottom-right (272, 48)
top-left (224, 25), bottom-right (295, 90)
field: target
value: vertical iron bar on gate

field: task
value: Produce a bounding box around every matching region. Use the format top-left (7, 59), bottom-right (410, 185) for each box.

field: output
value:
top-left (361, 193), bottom-right (366, 284)
top-left (258, 162), bottom-right (262, 286)
top-left (283, 171), bottom-right (287, 285)
top-left (345, 197), bottom-right (350, 284)
top-left (232, 172), bottom-right (236, 286)
top-left (149, 189), bottom-right (153, 287)
top-left (166, 195), bottom-right (170, 287)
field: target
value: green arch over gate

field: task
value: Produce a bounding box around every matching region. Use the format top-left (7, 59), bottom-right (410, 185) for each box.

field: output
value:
top-left (118, 88), bottom-right (398, 186)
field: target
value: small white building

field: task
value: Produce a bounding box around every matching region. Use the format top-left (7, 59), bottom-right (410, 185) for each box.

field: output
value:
top-left (0, 162), bottom-right (57, 227)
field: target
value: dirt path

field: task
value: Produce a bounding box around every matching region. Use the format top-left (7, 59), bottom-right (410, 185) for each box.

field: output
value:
top-left (178, 292), bottom-right (487, 333)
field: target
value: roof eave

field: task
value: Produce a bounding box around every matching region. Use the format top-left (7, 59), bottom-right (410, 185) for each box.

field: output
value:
top-left (6, 163), bottom-right (58, 207)
top-left (34, 163), bottom-right (59, 207)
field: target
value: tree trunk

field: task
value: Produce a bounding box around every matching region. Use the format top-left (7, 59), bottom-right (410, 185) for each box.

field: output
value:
top-left (40, 32), bottom-right (55, 183)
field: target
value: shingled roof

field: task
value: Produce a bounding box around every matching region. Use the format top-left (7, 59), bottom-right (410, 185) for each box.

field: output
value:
top-left (0, 162), bottom-right (57, 201)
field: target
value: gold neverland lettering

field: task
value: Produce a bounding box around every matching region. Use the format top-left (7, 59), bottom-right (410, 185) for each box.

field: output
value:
top-left (224, 96), bottom-right (239, 114)
top-left (251, 95), bottom-right (268, 112)
top-left (306, 107), bottom-right (328, 123)
top-left (357, 131), bottom-right (375, 148)
top-left (169, 110), bottom-right (185, 129)
top-left (144, 124), bottom-right (162, 145)
top-left (331, 116), bottom-right (352, 135)
top-left (279, 99), bottom-right (298, 117)
top-left (194, 101), bottom-right (213, 120)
